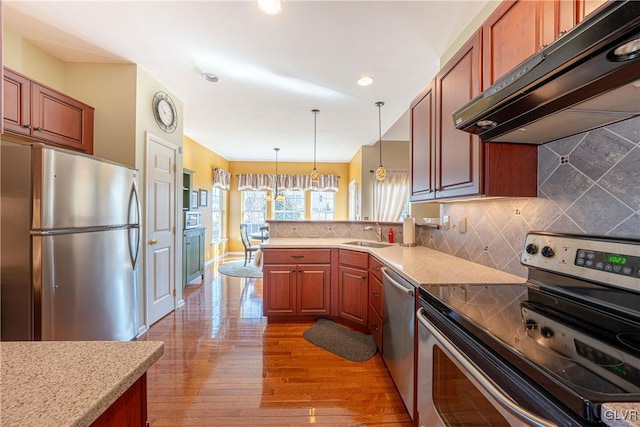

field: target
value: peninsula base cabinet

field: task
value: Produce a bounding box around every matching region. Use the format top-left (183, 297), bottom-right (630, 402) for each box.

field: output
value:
top-left (263, 249), bottom-right (331, 317)
top-left (90, 374), bottom-right (147, 427)
top-left (337, 250), bottom-right (369, 327)
top-left (183, 227), bottom-right (205, 287)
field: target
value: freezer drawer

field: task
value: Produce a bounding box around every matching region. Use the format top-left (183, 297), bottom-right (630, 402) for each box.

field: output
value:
top-left (36, 228), bottom-right (138, 341)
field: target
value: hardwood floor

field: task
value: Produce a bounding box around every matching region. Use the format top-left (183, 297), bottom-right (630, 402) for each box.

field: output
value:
top-left (142, 259), bottom-right (412, 426)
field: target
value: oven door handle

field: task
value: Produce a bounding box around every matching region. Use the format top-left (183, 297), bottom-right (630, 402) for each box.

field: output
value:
top-left (417, 308), bottom-right (558, 427)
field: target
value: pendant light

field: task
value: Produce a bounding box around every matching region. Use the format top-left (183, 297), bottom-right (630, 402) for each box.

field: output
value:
top-left (274, 147), bottom-right (285, 202)
top-left (375, 101), bottom-right (386, 181)
top-left (310, 109), bottom-right (320, 183)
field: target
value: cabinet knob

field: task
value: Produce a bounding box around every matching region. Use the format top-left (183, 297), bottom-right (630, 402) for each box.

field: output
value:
top-left (372, 323), bottom-right (378, 331)
top-left (372, 291), bottom-right (379, 298)
top-left (24, 124), bottom-right (32, 130)
top-left (35, 127), bottom-right (43, 132)
top-left (361, 275), bottom-right (367, 280)
top-left (373, 266), bottom-right (380, 271)
top-left (149, 238), bottom-right (159, 245)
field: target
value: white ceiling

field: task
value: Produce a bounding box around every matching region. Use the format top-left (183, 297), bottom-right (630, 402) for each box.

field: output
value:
top-left (4, 0), bottom-right (489, 162)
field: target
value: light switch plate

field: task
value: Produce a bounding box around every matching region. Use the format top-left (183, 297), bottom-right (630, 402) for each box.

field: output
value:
top-left (458, 217), bottom-right (467, 233)
top-left (442, 215), bottom-right (450, 229)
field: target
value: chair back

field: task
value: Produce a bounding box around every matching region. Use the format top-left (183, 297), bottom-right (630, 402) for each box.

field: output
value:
top-left (240, 224), bottom-right (251, 249)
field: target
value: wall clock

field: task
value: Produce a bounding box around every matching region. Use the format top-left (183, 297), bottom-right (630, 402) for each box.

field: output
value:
top-left (152, 91), bottom-right (178, 133)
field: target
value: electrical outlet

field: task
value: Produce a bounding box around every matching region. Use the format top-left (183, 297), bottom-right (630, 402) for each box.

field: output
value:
top-left (458, 217), bottom-right (467, 233)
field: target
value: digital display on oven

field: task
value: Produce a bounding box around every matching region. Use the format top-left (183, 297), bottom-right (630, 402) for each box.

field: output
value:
top-left (575, 249), bottom-right (639, 277)
top-left (575, 340), bottom-right (640, 388)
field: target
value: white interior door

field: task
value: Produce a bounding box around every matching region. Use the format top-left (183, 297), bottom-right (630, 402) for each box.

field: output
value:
top-left (146, 134), bottom-right (177, 325)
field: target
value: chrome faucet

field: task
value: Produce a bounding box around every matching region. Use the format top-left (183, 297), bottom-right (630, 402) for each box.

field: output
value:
top-left (364, 224), bottom-right (382, 242)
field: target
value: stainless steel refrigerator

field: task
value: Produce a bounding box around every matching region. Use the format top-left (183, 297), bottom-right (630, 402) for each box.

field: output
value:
top-left (1, 142), bottom-right (140, 341)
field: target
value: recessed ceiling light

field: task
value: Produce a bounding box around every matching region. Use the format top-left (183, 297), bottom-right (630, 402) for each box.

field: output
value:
top-left (258, 0), bottom-right (282, 15)
top-left (357, 76), bottom-right (373, 86)
top-left (202, 72), bottom-right (220, 83)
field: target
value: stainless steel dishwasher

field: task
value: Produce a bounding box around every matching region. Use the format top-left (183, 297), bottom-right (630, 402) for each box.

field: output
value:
top-left (381, 266), bottom-right (415, 419)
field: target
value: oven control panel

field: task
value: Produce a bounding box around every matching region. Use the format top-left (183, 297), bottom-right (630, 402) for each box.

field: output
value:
top-left (521, 232), bottom-right (640, 293)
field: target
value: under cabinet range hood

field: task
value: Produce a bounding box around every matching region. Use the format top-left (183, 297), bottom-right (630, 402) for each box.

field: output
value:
top-left (453, 0), bottom-right (640, 144)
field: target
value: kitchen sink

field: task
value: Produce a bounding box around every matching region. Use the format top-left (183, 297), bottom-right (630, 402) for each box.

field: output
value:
top-left (344, 241), bottom-right (391, 248)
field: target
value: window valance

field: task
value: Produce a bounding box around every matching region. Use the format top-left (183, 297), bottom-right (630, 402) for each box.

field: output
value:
top-left (237, 173), bottom-right (339, 192)
top-left (213, 168), bottom-right (231, 190)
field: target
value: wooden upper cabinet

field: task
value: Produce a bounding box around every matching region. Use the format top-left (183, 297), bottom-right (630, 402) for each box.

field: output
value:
top-left (410, 80), bottom-right (436, 202)
top-left (483, 0), bottom-right (543, 88)
top-left (435, 30), bottom-right (482, 199)
top-left (2, 68), bottom-right (94, 154)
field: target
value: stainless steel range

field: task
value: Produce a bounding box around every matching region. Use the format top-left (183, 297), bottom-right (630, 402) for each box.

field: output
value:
top-left (417, 232), bottom-right (640, 427)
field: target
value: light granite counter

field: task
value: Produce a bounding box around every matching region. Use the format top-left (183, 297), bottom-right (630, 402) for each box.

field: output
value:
top-left (262, 238), bottom-right (526, 287)
top-left (602, 403), bottom-right (640, 427)
top-left (1, 341), bottom-right (164, 427)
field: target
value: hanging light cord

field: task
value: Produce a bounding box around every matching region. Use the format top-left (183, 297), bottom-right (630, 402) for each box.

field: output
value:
top-left (313, 110), bottom-right (318, 169)
top-left (376, 101), bottom-right (384, 166)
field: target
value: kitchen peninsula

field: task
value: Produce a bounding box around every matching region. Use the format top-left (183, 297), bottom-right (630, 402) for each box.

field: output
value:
top-left (1, 341), bottom-right (164, 427)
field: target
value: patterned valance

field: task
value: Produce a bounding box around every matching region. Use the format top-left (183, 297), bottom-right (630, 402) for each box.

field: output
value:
top-left (213, 168), bottom-right (231, 190)
top-left (237, 174), bottom-right (339, 192)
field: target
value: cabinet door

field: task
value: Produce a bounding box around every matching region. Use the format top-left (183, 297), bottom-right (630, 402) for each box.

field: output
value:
top-left (31, 83), bottom-right (94, 154)
top-left (410, 80), bottom-right (436, 202)
top-left (435, 30), bottom-right (482, 199)
top-left (483, 1), bottom-right (543, 89)
top-left (184, 230), bottom-right (203, 285)
top-left (3, 69), bottom-right (31, 136)
top-left (263, 265), bottom-right (297, 316)
top-left (338, 265), bottom-right (368, 326)
top-left (297, 264), bottom-right (331, 315)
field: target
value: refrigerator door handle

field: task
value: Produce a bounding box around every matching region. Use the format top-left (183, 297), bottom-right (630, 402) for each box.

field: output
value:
top-left (128, 182), bottom-right (141, 269)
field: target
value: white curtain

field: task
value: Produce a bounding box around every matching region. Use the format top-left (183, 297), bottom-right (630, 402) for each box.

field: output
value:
top-left (237, 173), bottom-right (339, 192)
top-left (213, 168), bottom-right (231, 190)
top-left (373, 170), bottom-right (409, 222)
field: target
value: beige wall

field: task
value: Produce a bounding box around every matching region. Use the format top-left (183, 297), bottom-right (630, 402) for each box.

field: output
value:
top-left (65, 63), bottom-right (138, 166)
top-left (347, 146), bottom-right (363, 219)
top-left (183, 136), bottom-right (230, 262)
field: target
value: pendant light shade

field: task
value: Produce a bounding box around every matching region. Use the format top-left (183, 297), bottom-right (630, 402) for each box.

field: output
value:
top-left (375, 101), bottom-right (386, 181)
top-left (310, 109), bottom-right (320, 183)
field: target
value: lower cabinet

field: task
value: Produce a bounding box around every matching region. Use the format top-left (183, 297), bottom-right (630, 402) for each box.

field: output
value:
top-left (262, 249), bottom-right (332, 317)
top-left (90, 374), bottom-right (147, 427)
top-left (338, 250), bottom-right (369, 327)
top-left (368, 256), bottom-right (384, 351)
top-left (183, 227), bottom-right (205, 287)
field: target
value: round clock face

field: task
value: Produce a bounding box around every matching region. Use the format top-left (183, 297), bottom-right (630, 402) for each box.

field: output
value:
top-left (152, 92), bottom-right (178, 133)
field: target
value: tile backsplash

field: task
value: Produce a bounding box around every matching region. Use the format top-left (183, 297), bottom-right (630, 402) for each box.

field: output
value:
top-left (268, 117), bottom-right (639, 279)
top-left (419, 116), bottom-right (640, 278)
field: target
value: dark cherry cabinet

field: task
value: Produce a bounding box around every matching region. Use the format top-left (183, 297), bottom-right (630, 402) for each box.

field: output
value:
top-left (410, 80), bottom-right (436, 202)
top-left (338, 250), bottom-right (369, 327)
top-left (368, 256), bottom-right (384, 351)
top-left (3, 67), bottom-right (94, 154)
top-left (263, 249), bottom-right (331, 317)
top-left (434, 30), bottom-right (483, 200)
top-left (90, 374), bottom-right (147, 427)
top-left (482, 1), bottom-right (545, 89)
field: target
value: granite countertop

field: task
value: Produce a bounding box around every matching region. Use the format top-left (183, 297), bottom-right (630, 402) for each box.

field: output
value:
top-left (1, 341), bottom-right (164, 427)
top-left (262, 237), bottom-right (526, 287)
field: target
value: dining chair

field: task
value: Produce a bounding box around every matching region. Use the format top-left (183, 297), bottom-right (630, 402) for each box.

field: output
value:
top-left (259, 225), bottom-right (269, 241)
top-left (240, 224), bottom-right (260, 266)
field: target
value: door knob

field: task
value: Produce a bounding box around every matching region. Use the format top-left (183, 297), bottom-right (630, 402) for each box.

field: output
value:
top-left (149, 239), bottom-right (159, 245)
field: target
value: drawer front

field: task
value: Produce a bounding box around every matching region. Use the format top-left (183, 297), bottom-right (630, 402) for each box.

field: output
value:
top-left (339, 249), bottom-right (368, 269)
top-left (369, 256), bottom-right (383, 282)
top-left (369, 273), bottom-right (383, 317)
top-left (263, 249), bottom-right (331, 264)
top-left (368, 304), bottom-right (383, 352)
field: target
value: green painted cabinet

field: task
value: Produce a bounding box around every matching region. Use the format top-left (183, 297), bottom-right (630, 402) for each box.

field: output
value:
top-left (183, 227), bottom-right (205, 287)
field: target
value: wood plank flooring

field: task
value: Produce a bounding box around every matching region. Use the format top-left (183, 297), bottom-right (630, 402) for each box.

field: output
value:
top-left (142, 259), bottom-right (412, 426)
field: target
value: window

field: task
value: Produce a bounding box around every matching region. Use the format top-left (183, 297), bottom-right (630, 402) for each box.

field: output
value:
top-left (310, 191), bottom-right (335, 220)
top-left (274, 190), bottom-right (305, 220)
top-left (211, 187), bottom-right (223, 241)
top-left (241, 191), bottom-right (267, 235)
